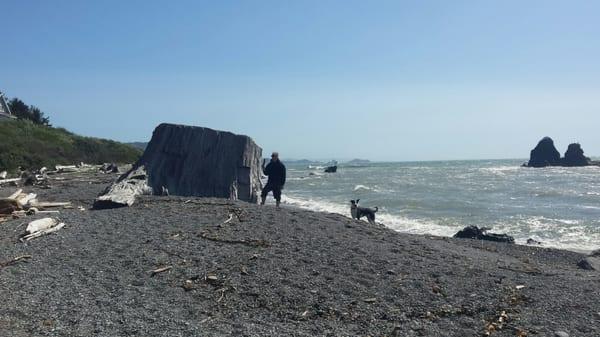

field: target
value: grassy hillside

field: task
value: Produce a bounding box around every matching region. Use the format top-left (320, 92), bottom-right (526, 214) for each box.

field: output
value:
top-left (0, 119), bottom-right (142, 172)
top-left (126, 142), bottom-right (148, 151)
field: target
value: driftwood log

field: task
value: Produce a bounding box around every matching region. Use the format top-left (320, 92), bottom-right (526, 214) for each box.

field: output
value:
top-left (23, 223), bottom-right (65, 241)
top-left (29, 201), bottom-right (72, 208)
top-left (0, 199), bottom-right (21, 215)
top-left (55, 165), bottom-right (79, 173)
top-left (94, 166), bottom-right (152, 209)
top-left (21, 217), bottom-right (65, 241)
top-left (26, 218), bottom-right (59, 234)
top-left (0, 178), bottom-right (21, 185)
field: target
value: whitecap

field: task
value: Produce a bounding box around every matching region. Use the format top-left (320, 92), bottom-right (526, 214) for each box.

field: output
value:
top-left (282, 194), bottom-right (462, 238)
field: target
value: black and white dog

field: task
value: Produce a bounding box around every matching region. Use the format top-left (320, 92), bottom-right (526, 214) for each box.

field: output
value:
top-left (350, 199), bottom-right (378, 224)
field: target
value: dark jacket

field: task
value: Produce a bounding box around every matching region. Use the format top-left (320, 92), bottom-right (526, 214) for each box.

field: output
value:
top-left (264, 160), bottom-right (286, 187)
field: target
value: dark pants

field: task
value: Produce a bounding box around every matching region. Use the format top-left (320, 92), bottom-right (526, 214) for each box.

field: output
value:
top-left (261, 183), bottom-right (282, 201)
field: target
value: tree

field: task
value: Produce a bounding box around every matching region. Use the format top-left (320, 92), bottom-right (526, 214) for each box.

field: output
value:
top-left (7, 98), bottom-right (51, 126)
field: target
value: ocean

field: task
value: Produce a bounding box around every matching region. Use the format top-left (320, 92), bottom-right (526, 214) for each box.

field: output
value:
top-left (276, 159), bottom-right (600, 253)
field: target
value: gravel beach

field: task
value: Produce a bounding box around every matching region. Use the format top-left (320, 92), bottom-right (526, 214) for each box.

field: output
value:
top-left (1, 171), bottom-right (599, 337)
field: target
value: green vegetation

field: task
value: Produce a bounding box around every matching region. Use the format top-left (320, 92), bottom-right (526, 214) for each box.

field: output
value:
top-left (7, 98), bottom-right (51, 126)
top-left (0, 119), bottom-right (142, 171)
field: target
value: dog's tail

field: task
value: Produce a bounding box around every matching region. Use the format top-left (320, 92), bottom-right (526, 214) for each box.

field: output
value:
top-left (374, 206), bottom-right (378, 212)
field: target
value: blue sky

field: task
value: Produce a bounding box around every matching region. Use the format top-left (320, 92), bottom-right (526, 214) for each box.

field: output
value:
top-left (1, 0), bottom-right (599, 161)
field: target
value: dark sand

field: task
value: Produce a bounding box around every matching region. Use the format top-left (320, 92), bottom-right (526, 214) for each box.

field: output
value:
top-left (1, 171), bottom-right (599, 336)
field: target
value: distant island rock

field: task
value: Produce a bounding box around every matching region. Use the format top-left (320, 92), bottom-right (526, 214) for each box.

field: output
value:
top-left (562, 143), bottom-right (590, 167)
top-left (526, 137), bottom-right (561, 167)
top-left (346, 159), bottom-right (371, 165)
top-left (284, 159), bottom-right (317, 164)
top-left (525, 137), bottom-right (598, 167)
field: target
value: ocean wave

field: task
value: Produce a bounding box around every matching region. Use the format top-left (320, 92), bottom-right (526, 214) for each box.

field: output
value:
top-left (353, 184), bottom-right (373, 192)
top-left (578, 205), bottom-right (600, 210)
top-left (282, 195), bottom-right (349, 215)
top-left (484, 216), bottom-right (598, 253)
top-left (282, 194), bottom-right (599, 253)
top-left (282, 194), bottom-right (461, 238)
top-left (479, 166), bottom-right (523, 175)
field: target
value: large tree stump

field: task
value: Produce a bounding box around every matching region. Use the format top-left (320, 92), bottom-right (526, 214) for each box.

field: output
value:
top-left (94, 124), bottom-right (263, 209)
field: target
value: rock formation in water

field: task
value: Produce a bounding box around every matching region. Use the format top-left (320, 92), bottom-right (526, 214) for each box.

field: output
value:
top-left (525, 137), bottom-right (598, 168)
top-left (453, 226), bottom-right (515, 243)
top-left (561, 143), bottom-right (590, 167)
top-left (577, 250), bottom-right (600, 270)
top-left (94, 123), bottom-right (263, 209)
top-left (526, 137), bottom-right (561, 167)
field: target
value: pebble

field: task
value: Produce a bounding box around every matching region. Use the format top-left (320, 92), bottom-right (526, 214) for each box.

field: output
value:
top-left (554, 331), bottom-right (569, 337)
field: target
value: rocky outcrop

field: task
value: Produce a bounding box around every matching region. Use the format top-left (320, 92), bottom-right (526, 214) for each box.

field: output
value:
top-left (526, 137), bottom-right (599, 168)
top-left (577, 249), bottom-right (600, 271)
top-left (561, 143), bottom-right (590, 167)
top-left (527, 137), bottom-right (561, 167)
top-left (94, 123), bottom-right (263, 209)
top-left (453, 226), bottom-right (514, 243)
top-left (577, 257), bottom-right (600, 271)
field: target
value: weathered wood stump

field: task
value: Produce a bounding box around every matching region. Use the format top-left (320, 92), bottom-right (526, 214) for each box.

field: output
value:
top-left (94, 123), bottom-right (263, 209)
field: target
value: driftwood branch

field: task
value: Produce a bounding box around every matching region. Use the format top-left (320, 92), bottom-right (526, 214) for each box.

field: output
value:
top-left (0, 178), bottom-right (20, 185)
top-left (22, 223), bottom-right (65, 241)
top-left (29, 201), bottom-right (72, 208)
top-left (16, 193), bottom-right (37, 206)
top-left (216, 214), bottom-right (234, 228)
top-left (150, 266), bottom-right (172, 277)
top-left (231, 208), bottom-right (246, 222)
top-left (26, 218), bottom-right (59, 234)
top-left (0, 255), bottom-right (32, 268)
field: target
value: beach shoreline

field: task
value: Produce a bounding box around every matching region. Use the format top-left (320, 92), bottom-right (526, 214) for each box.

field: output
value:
top-left (1, 171), bottom-right (599, 336)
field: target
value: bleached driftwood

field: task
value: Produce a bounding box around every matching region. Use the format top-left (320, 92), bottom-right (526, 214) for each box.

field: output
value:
top-left (26, 218), bottom-right (59, 234)
top-left (22, 222), bottom-right (65, 241)
top-left (16, 193), bottom-right (37, 206)
top-left (0, 178), bottom-right (21, 185)
top-left (0, 255), bottom-right (32, 268)
top-left (150, 266), bottom-right (172, 277)
top-left (13, 208), bottom-right (60, 216)
top-left (94, 166), bottom-right (152, 209)
top-left (55, 165), bottom-right (79, 173)
top-left (4, 190), bottom-right (70, 213)
top-left (29, 201), bottom-right (72, 208)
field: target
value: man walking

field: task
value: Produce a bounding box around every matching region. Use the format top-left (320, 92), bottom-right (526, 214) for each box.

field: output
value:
top-left (261, 152), bottom-right (286, 207)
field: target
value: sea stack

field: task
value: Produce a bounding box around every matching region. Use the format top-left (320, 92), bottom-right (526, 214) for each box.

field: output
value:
top-left (94, 123), bottom-right (263, 209)
top-left (562, 143), bottom-right (590, 167)
top-left (527, 137), bottom-right (561, 167)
